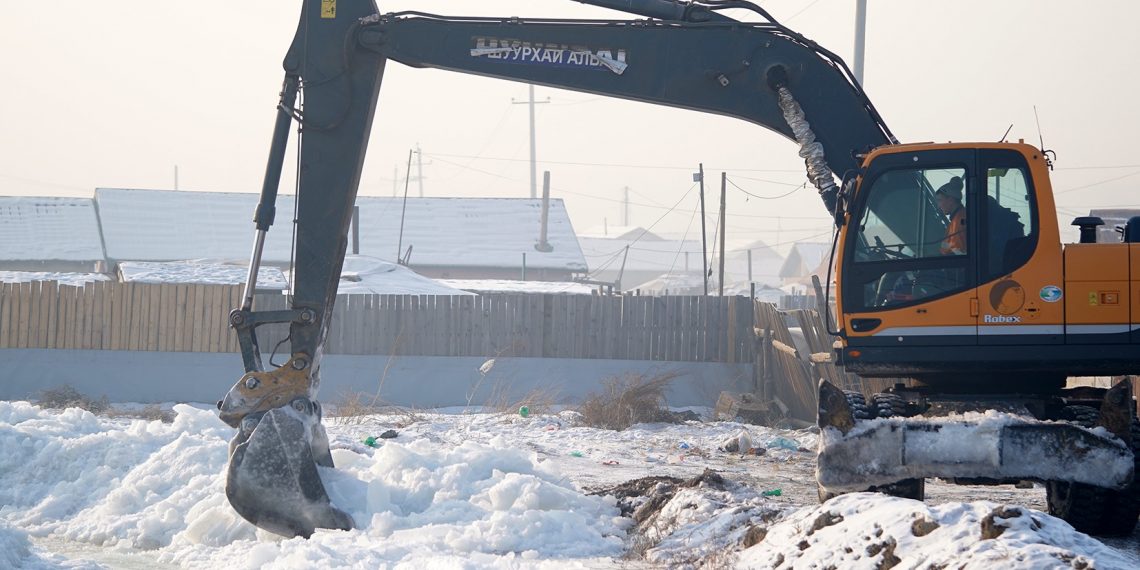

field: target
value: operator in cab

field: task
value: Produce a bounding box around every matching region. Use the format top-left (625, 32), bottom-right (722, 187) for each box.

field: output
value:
top-left (936, 176), bottom-right (966, 255)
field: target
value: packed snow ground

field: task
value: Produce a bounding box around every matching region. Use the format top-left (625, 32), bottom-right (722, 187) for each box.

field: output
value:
top-left (1, 401), bottom-right (1136, 569)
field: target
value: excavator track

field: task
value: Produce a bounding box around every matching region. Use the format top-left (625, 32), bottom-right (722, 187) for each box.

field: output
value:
top-left (816, 379), bottom-right (1136, 521)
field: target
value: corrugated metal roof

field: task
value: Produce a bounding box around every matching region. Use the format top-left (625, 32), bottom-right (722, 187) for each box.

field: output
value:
top-left (95, 188), bottom-right (586, 271)
top-left (0, 197), bottom-right (105, 261)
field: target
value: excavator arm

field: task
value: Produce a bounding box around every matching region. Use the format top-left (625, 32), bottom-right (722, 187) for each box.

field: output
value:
top-left (217, 0), bottom-right (896, 537)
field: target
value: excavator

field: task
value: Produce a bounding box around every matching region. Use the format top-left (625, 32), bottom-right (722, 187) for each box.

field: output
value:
top-left (216, 0), bottom-right (1139, 538)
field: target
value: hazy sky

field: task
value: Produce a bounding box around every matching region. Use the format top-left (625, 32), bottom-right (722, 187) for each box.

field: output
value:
top-left (3, 0), bottom-right (1138, 249)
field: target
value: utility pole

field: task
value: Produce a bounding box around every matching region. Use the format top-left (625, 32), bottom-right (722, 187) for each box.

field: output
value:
top-left (536, 171), bottom-right (553, 252)
top-left (719, 172), bottom-right (727, 297)
top-left (414, 144), bottom-right (425, 198)
top-left (696, 164), bottom-right (709, 296)
top-left (853, 0), bottom-right (867, 86)
top-left (174, 165), bottom-right (179, 190)
top-left (512, 85), bottom-right (550, 198)
top-left (623, 186), bottom-right (630, 226)
top-left (396, 149), bottom-right (413, 263)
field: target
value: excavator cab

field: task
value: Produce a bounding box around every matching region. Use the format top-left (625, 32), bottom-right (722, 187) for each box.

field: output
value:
top-left (822, 142), bottom-right (1140, 536)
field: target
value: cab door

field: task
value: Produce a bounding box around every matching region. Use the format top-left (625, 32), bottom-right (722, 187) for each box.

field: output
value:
top-left (975, 148), bottom-right (1063, 345)
top-left (842, 148), bottom-right (978, 347)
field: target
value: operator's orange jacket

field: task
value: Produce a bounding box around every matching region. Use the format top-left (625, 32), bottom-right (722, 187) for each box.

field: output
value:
top-left (940, 207), bottom-right (966, 255)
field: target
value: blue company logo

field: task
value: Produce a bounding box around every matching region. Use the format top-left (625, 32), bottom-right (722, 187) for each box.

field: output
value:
top-left (1039, 286), bottom-right (1063, 303)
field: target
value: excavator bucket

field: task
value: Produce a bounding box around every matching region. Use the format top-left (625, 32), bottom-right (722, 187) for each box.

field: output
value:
top-left (225, 399), bottom-right (353, 538)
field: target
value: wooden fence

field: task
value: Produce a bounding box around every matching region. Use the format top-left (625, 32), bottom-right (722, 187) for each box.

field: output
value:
top-left (0, 281), bottom-right (757, 363)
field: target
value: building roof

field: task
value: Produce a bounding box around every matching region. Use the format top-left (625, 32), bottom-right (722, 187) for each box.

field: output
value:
top-left (778, 242), bottom-right (831, 279)
top-left (95, 189), bottom-right (586, 271)
top-left (579, 235), bottom-right (785, 287)
top-left (578, 225), bottom-right (665, 241)
top-left (0, 196), bottom-right (105, 261)
top-left (1090, 208), bottom-right (1140, 243)
top-left (578, 236), bottom-right (705, 275)
top-left (355, 197), bottom-right (585, 271)
top-left (96, 188), bottom-right (291, 263)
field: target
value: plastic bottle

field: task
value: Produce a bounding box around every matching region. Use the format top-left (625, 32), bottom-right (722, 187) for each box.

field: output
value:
top-left (768, 437), bottom-right (799, 451)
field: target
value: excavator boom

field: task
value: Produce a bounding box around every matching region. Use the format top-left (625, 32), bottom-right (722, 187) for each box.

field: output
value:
top-left (219, 0), bottom-right (896, 537)
top-left (214, 0), bottom-right (1137, 539)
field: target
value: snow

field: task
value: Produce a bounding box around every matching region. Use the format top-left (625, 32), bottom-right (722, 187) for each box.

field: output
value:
top-left (118, 261), bottom-right (288, 289)
top-left (739, 493), bottom-right (1137, 569)
top-left (0, 271), bottom-right (111, 286)
top-left (333, 256), bottom-right (472, 295)
top-left (1, 401), bottom-right (1135, 568)
top-left (437, 278), bottom-right (600, 295)
top-left (0, 196), bottom-right (105, 262)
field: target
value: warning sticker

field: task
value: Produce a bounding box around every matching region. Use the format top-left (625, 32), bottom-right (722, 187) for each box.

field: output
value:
top-left (321, 0), bottom-right (336, 19)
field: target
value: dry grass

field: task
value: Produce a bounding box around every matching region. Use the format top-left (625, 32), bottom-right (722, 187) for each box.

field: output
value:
top-left (328, 390), bottom-right (425, 428)
top-left (329, 390), bottom-right (386, 426)
top-left (486, 381), bottom-right (561, 417)
top-left (105, 405), bottom-right (175, 423)
top-left (38, 385), bottom-right (110, 414)
top-left (37, 386), bottom-right (175, 423)
top-left (577, 371), bottom-right (680, 431)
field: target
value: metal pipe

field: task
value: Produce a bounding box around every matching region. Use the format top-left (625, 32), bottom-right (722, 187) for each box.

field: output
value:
top-left (853, 0), bottom-right (867, 86)
top-left (242, 230), bottom-right (267, 311)
top-left (698, 163), bottom-right (709, 296)
top-left (719, 172), bottom-right (726, 297)
top-left (254, 75), bottom-right (299, 232)
top-left (573, 0), bottom-right (736, 23)
top-left (351, 205), bottom-right (360, 255)
top-left (529, 85), bottom-right (537, 199)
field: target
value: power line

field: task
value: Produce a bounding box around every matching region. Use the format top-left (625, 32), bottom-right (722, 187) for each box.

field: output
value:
top-left (726, 176), bottom-right (805, 200)
top-left (666, 193), bottom-right (702, 278)
top-left (786, 0), bottom-right (824, 22)
top-left (1055, 170), bottom-right (1140, 195)
top-left (428, 154), bottom-right (830, 221)
top-left (1055, 164), bottom-right (1140, 171)
top-left (424, 152), bottom-right (802, 173)
top-left (729, 173), bottom-right (804, 187)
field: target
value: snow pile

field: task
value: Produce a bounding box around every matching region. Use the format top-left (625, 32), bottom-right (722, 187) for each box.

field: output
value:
top-left (738, 493), bottom-right (1135, 569)
top-left (626, 472), bottom-right (786, 568)
top-left (0, 271), bottom-right (110, 286)
top-left (0, 523), bottom-right (36, 568)
top-left (118, 260), bottom-right (288, 289)
top-left (333, 255), bottom-right (472, 295)
top-left (0, 401), bottom-right (235, 547)
top-left (1, 401), bottom-right (627, 568)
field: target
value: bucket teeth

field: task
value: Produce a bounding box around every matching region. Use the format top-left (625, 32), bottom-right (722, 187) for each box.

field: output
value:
top-left (818, 380), bottom-right (857, 434)
top-left (225, 400), bottom-right (354, 538)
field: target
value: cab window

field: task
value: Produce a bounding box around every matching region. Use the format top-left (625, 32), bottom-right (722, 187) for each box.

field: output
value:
top-left (981, 150), bottom-right (1036, 281)
top-left (848, 164), bottom-right (971, 309)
